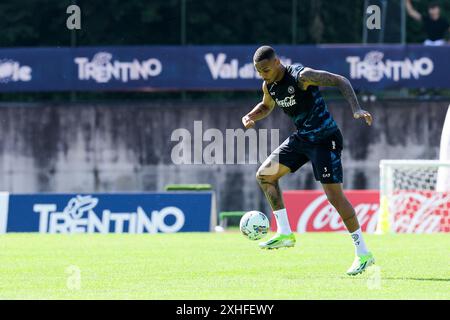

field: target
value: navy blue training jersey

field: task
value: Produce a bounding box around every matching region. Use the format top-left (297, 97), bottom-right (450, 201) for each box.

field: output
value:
top-left (265, 64), bottom-right (338, 142)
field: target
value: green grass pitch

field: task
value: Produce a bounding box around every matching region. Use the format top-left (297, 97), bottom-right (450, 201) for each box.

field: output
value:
top-left (0, 232), bottom-right (448, 299)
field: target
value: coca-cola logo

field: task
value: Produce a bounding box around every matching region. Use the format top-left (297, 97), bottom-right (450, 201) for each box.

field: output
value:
top-left (296, 194), bottom-right (379, 233)
top-left (285, 190), bottom-right (449, 234)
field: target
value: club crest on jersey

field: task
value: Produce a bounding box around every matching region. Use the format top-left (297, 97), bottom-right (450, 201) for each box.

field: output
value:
top-left (288, 86), bottom-right (295, 94)
top-left (275, 95), bottom-right (296, 108)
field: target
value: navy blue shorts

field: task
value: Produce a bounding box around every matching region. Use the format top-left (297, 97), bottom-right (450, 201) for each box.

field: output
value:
top-left (270, 129), bottom-right (344, 184)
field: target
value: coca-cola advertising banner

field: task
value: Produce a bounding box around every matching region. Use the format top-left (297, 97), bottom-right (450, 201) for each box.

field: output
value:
top-left (277, 190), bottom-right (450, 233)
top-left (390, 190), bottom-right (450, 233)
top-left (277, 190), bottom-right (380, 233)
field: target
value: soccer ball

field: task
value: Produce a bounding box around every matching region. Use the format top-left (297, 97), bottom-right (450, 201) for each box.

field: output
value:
top-left (239, 211), bottom-right (269, 240)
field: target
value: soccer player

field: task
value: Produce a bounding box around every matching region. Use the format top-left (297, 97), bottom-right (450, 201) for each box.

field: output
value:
top-left (242, 46), bottom-right (375, 276)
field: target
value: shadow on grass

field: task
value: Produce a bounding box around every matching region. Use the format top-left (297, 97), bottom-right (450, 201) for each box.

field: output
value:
top-left (383, 277), bottom-right (450, 282)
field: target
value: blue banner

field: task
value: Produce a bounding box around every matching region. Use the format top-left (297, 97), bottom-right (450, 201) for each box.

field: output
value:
top-left (1, 192), bottom-right (214, 233)
top-left (0, 45), bottom-right (448, 91)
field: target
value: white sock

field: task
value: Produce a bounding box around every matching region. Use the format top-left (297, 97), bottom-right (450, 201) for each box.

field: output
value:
top-left (273, 208), bottom-right (292, 235)
top-left (350, 228), bottom-right (369, 256)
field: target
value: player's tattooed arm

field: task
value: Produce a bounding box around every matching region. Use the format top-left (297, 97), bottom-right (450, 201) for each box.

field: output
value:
top-left (298, 67), bottom-right (373, 126)
top-left (242, 82), bottom-right (276, 129)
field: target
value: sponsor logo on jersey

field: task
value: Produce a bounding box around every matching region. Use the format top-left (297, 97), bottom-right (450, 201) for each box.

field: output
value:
top-left (275, 95), bottom-right (296, 108)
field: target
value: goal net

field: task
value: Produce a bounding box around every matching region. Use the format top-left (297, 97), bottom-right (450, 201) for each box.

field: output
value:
top-left (377, 160), bottom-right (450, 233)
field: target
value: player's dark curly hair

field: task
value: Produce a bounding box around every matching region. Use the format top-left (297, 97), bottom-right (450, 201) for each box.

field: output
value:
top-left (253, 46), bottom-right (276, 63)
top-left (428, 1), bottom-right (440, 9)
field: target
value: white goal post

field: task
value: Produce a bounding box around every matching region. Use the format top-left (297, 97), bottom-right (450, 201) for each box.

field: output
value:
top-left (377, 160), bottom-right (450, 234)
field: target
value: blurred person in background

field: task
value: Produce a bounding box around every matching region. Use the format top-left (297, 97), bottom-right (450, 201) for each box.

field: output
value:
top-left (406, 0), bottom-right (450, 45)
